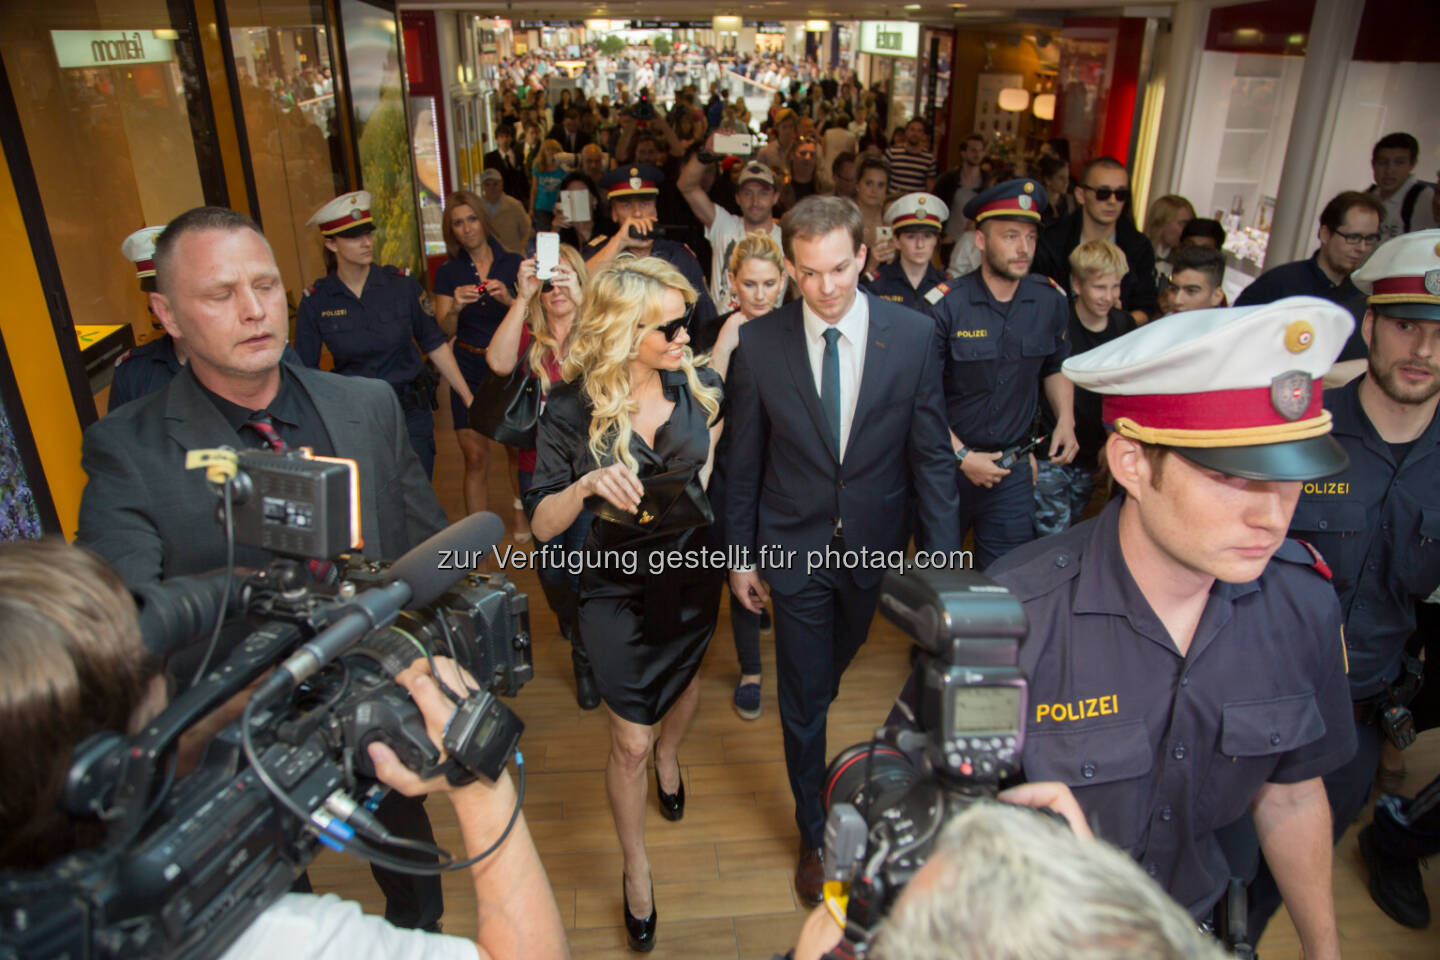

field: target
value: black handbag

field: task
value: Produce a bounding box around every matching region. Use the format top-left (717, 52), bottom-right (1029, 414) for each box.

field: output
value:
top-left (586, 465), bottom-right (714, 544)
top-left (467, 365), bottom-right (540, 448)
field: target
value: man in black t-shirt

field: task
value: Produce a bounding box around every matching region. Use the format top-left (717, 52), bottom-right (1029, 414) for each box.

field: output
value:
top-left (1034, 239), bottom-right (1135, 536)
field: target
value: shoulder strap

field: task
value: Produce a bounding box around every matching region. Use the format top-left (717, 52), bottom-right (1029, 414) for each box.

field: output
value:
top-left (1401, 180), bottom-right (1431, 233)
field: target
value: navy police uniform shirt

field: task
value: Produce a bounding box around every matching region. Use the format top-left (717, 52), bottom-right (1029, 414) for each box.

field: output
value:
top-left (991, 498), bottom-right (1355, 919)
top-left (581, 233), bottom-right (720, 331)
top-left (432, 238), bottom-right (522, 348)
top-left (864, 260), bottom-right (950, 318)
top-left (930, 270), bottom-right (1070, 449)
top-left (296, 265), bottom-right (446, 387)
top-left (110, 334), bottom-right (182, 409)
top-left (1288, 377), bottom-right (1440, 698)
top-left (1235, 254), bottom-right (1368, 361)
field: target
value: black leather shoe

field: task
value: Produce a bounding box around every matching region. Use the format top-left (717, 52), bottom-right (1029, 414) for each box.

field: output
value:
top-left (1359, 824), bottom-right (1431, 928)
top-left (622, 874), bottom-right (657, 952)
top-left (654, 743), bottom-right (684, 821)
top-left (572, 645), bottom-right (600, 711)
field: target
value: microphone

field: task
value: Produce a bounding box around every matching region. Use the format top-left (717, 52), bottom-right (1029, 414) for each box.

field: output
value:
top-left (252, 512), bottom-right (506, 705)
top-left (133, 572), bottom-right (251, 658)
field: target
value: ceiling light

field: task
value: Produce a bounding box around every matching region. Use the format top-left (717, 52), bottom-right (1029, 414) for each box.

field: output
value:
top-left (997, 88), bottom-right (1030, 112)
top-left (904, 3), bottom-right (922, 8)
top-left (1032, 93), bottom-right (1055, 121)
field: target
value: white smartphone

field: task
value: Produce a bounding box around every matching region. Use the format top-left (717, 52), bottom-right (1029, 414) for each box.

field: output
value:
top-left (560, 189), bottom-right (592, 224)
top-left (712, 132), bottom-right (754, 156)
top-left (875, 225), bottom-right (893, 242)
top-left (535, 232), bottom-right (560, 280)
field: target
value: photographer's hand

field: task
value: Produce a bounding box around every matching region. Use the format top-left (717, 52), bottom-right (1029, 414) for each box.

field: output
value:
top-left (998, 781), bottom-right (1094, 841)
top-left (370, 658), bottom-right (571, 960)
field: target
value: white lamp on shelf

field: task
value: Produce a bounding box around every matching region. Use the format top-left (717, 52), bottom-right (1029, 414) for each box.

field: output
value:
top-left (997, 87), bottom-right (1030, 112)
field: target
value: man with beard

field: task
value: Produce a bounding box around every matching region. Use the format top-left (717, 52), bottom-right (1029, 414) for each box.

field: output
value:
top-left (930, 179), bottom-right (1079, 567)
top-left (1241, 230), bottom-right (1440, 938)
top-left (679, 150), bottom-right (782, 312)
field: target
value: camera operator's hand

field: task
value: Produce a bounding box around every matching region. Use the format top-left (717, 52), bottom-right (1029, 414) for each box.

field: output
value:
top-left (998, 781), bottom-right (1094, 841)
top-left (371, 658), bottom-right (572, 959)
top-left (368, 657), bottom-right (483, 797)
top-left (794, 904), bottom-right (844, 960)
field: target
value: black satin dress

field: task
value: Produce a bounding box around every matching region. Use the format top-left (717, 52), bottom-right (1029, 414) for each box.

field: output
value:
top-left (524, 366), bottom-right (725, 724)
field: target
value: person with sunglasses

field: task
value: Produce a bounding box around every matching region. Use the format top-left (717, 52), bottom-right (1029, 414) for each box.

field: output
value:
top-left (1237, 191), bottom-right (1386, 385)
top-left (525, 257), bottom-right (725, 952)
top-left (1035, 155), bottom-right (1159, 323)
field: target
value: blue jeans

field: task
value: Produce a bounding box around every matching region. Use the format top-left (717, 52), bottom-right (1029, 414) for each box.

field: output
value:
top-left (517, 470), bottom-right (593, 645)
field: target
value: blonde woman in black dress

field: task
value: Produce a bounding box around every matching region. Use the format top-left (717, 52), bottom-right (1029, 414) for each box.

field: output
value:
top-left (525, 256), bottom-right (724, 952)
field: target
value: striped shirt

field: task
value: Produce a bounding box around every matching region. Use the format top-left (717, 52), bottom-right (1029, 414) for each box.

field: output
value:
top-left (883, 145), bottom-right (937, 193)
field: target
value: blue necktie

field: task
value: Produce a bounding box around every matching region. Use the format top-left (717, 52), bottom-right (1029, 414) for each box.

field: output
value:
top-left (821, 327), bottom-right (841, 455)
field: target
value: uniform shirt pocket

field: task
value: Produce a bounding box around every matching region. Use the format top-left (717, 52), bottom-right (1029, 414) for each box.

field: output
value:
top-left (1401, 505), bottom-right (1440, 595)
top-left (947, 335), bottom-right (999, 393)
top-left (1220, 692), bottom-right (1326, 758)
top-left (1021, 331), bottom-right (1058, 357)
top-left (1289, 498), bottom-right (1366, 587)
top-left (1023, 718), bottom-right (1153, 850)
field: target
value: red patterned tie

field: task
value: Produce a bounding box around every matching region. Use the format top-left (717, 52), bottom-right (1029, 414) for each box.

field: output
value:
top-left (245, 413), bottom-right (287, 453)
top-left (244, 414), bottom-right (335, 583)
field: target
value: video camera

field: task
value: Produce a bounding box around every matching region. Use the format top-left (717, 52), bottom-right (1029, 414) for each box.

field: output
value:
top-left (628, 88), bottom-right (656, 124)
top-left (821, 566), bottom-right (1028, 934)
top-left (0, 450), bottom-right (532, 959)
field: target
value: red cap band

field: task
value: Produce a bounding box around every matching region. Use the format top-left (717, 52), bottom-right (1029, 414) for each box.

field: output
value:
top-left (1372, 276), bottom-right (1430, 297)
top-left (974, 198), bottom-right (1041, 222)
top-left (319, 210), bottom-right (372, 233)
top-left (1102, 381), bottom-right (1323, 432)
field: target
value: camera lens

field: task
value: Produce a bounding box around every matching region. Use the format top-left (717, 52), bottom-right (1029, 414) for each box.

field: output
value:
top-left (823, 743), bottom-right (916, 817)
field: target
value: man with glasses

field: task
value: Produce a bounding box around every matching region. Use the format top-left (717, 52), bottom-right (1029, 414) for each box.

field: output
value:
top-left (1036, 156), bottom-right (1159, 322)
top-left (1236, 191), bottom-right (1384, 373)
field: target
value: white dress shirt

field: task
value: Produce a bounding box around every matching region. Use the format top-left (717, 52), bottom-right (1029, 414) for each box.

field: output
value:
top-left (801, 290), bottom-right (869, 461)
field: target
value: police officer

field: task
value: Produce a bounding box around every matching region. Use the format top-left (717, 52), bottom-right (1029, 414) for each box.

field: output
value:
top-left (1237, 232), bottom-right (1440, 935)
top-left (583, 163), bottom-right (719, 331)
top-left (296, 191), bottom-right (473, 479)
top-left (894, 299), bottom-right (1359, 956)
top-left (864, 192), bottom-right (951, 316)
top-left (930, 179), bottom-right (1078, 568)
top-left (110, 226), bottom-right (185, 409)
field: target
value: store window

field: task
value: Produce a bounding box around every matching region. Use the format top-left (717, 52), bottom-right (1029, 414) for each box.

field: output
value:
top-left (0, 0), bottom-right (212, 381)
top-left (225, 0), bottom-right (349, 309)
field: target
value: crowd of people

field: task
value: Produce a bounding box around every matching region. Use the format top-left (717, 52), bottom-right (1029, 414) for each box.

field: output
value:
top-left (7, 38), bottom-right (1439, 960)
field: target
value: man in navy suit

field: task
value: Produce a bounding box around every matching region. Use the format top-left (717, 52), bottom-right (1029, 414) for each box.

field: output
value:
top-left (724, 196), bottom-right (963, 905)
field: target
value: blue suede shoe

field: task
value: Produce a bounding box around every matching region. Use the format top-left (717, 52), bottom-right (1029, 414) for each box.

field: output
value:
top-left (733, 680), bottom-right (762, 720)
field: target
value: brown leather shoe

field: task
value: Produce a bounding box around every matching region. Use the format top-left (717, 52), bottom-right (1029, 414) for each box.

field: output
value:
top-left (795, 843), bottom-right (824, 906)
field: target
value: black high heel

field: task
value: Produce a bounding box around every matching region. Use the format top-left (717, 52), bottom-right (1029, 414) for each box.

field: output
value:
top-left (653, 743), bottom-right (684, 821)
top-left (622, 873), bottom-right (657, 952)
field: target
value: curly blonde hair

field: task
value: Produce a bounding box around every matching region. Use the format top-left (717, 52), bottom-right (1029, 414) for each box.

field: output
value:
top-left (526, 243), bottom-right (588, 394)
top-left (563, 257), bottom-right (722, 473)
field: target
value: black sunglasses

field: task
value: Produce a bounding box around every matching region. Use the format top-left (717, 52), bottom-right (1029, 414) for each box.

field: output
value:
top-left (1081, 185), bottom-right (1131, 202)
top-left (652, 301), bottom-right (696, 342)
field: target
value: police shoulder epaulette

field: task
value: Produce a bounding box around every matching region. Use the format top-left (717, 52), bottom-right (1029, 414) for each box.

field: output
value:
top-left (1032, 274), bottom-right (1066, 296)
top-left (396, 265), bottom-right (412, 277)
top-left (302, 284), bottom-right (316, 298)
top-left (1273, 538), bottom-right (1333, 580)
top-left (863, 268), bottom-right (878, 284)
top-left (113, 348), bottom-right (133, 368)
top-left (924, 282), bottom-right (950, 305)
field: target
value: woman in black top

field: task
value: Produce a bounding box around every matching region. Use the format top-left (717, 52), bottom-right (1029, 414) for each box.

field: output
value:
top-left (525, 256), bottom-right (724, 952)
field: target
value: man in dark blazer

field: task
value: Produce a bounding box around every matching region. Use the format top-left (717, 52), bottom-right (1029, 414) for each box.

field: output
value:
top-left (483, 123), bottom-right (530, 206)
top-left (76, 206), bottom-right (448, 931)
top-left (725, 196), bottom-right (963, 905)
top-left (546, 108), bottom-right (591, 155)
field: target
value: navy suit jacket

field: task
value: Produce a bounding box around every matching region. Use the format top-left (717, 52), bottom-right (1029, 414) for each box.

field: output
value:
top-left (78, 364), bottom-right (449, 587)
top-left (724, 292), bottom-right (962, 595)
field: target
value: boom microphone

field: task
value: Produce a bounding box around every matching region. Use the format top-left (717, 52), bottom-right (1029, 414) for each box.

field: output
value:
top-left (252, 512), bottom-right (507, 705)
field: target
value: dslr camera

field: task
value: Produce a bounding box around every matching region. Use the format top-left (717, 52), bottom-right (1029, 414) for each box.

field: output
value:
top-left (0, 449), bottom-right (531, 959)
top-left (821, 566), bottom-right (1028, 932)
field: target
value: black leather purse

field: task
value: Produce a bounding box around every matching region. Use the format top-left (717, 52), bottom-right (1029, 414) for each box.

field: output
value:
top-left (587, 465), bottom-right (714, 544)
top-left (467, 365), bottom-right (540, 448)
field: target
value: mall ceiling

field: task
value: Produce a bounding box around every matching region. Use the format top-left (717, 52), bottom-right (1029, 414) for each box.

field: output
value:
top-left (406, 1), bottom-right (1162, 29)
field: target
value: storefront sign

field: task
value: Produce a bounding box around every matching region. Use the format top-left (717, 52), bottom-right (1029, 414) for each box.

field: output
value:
top-left (50, 30), bottom-right (175, 69)
top-left (858, 21), bottom-right (919, 59)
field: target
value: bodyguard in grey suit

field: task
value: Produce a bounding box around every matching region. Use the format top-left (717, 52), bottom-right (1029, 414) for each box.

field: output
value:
top-left (75, 207), bottom-right (447, 931)
top-left (725, 197), bottom-right (963, 905)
